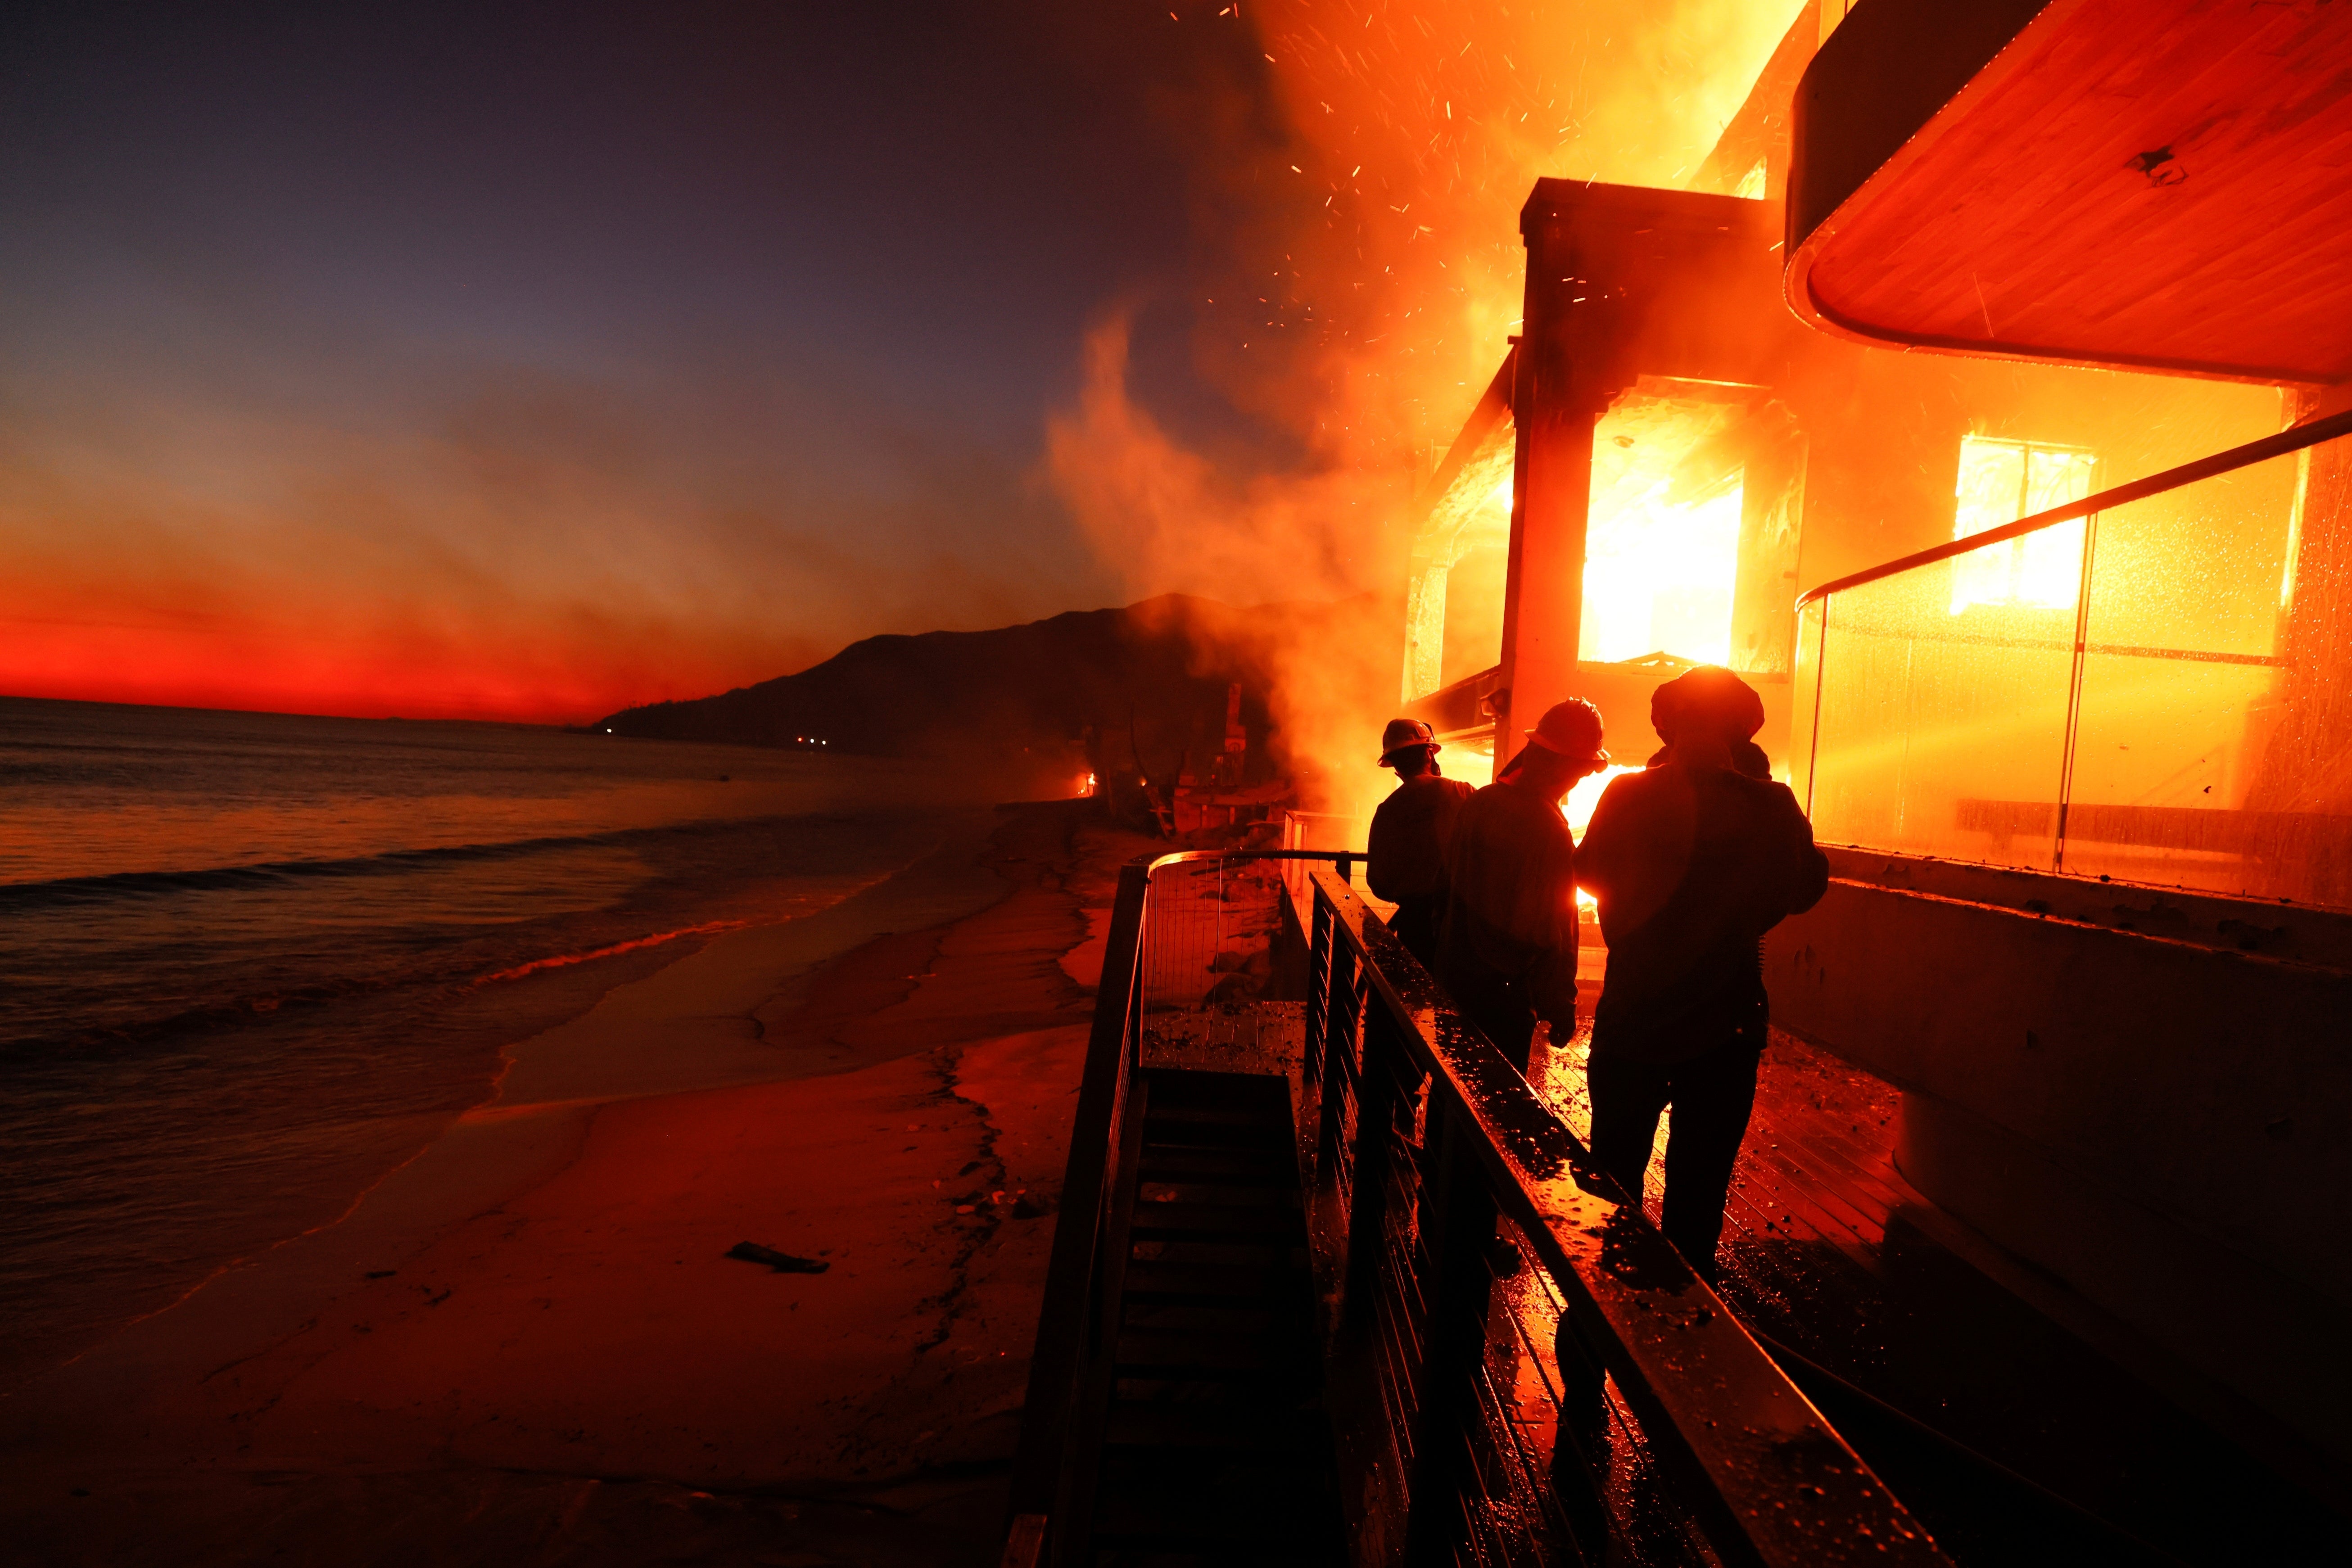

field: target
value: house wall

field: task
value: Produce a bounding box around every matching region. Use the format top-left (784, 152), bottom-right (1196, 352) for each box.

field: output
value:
top-left (1786, 345), bottom-right (2288, 599)
top-left (1764, 849), bottom-right (2352, 1469)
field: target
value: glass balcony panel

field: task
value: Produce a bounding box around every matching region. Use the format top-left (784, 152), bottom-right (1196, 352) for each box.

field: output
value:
top-left (2067, 437), bottom-right (2344, 905)
top-left (1809, 557), bottom-right (2073, 868)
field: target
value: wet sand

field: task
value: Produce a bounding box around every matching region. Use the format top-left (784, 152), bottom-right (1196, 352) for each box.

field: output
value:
top-left (0, 800), bottom-right (1152, 1567)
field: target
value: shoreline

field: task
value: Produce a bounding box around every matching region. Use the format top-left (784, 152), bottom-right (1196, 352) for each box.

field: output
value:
top-left (0, 803), bottom-right (1008, 1395)
top-left (2, 799), bottom-right (1153, 1567)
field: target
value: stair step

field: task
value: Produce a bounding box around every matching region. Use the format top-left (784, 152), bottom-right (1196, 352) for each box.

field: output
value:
top-left (1114, 1329), bottom-right (1289, 1377)
top-left (1104, 1402), bottom-right (1318, 1453)
top-left (1092, 1497), bottom-right (1326, 1549)
top-left (1141, 1071), bottom-right (1290, 1108)
top-left (1141, 1114), bottom-right (1290, 1152)
top-left (1120, 1299), bottom-right (1287, 1338)
top-left (1122, 1261), bottom-right (1291, 1301)
top-left (1137, 1147), bottom-right (1295, 1185)
top-left (1129, 1199), bottom-right (1301, 1240)
top-left (1135, 1180), bottom-right (1298, 1211)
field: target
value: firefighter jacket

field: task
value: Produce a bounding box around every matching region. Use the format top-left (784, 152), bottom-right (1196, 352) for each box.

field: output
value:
top-left (1575, 761), bottom-right (1829, 1066)
top-left (1435, 777), bottom-right (1582, 1025)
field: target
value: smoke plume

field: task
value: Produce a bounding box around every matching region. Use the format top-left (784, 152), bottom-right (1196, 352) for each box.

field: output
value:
top-left (1046, 1), bottom-right (1805, 812)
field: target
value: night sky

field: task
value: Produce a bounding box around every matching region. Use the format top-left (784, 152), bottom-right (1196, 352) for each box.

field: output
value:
top-left (1, 2), bottom-right (1796, 720)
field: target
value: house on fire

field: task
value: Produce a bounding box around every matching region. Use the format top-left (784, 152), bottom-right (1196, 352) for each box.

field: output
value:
top-left (1400, 0), bottom-right (2352, 1488)
top-left (1007, 6), bottom-right (2352, 1566)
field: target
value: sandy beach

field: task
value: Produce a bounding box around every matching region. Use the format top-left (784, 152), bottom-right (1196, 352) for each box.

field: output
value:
top-left (1, 800), bottom-right (1152, 1567)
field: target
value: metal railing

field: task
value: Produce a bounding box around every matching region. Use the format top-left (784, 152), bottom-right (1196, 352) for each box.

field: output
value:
top-left (1005, 850), bottom-right (1946, 1568)
top-left (1791, 407), bottom-right (2352, 908)
top-left (1135, 848), bottom-right (1353, 1012)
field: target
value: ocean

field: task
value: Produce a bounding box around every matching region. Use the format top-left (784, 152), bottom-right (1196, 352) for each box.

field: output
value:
top-left (0, 697), bottom-right (985, 1389)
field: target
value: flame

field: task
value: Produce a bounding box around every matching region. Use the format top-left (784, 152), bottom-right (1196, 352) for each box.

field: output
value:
top-left (1579, 394), bottom-right (1750, 664)
top-left (1564, 762), bottom-right (1642, 836)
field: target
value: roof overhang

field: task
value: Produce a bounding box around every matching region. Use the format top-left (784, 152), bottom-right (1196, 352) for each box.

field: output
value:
top-left (1786, 0), bottom-right (2352, 384)
top-left (1522, 181), bottom-right (1797, 401)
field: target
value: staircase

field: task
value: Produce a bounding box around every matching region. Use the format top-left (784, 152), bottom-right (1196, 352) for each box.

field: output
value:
top-left (1075, 1068), bottom-right (1343, 1566)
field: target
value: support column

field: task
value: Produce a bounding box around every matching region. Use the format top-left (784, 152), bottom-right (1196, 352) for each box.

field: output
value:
top-left (1497, 198), bottom-right (1618, 759)
top-left (1490, 179), bottom-right (1787, 756)
top-left (1495, 390), bottom-right (1598, 757)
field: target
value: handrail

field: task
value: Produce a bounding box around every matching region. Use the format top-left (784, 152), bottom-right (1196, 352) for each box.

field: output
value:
top-left (1146, 847), bottom-right (1357, 874)
top-left (1002, 857), bottom-right (1149, 1563)
top-left (1307, 862), bottom-right (1949, 1566)
top-left (1795, 405), bottom-right (2352, 610)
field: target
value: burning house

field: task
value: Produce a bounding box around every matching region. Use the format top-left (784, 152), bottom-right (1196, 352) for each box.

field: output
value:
top-left (1008, 5), bottom-right (2352, 1566)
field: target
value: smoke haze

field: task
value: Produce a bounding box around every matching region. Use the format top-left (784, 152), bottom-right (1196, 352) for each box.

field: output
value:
top-left (1046, 2), bottom-right (1804, 806)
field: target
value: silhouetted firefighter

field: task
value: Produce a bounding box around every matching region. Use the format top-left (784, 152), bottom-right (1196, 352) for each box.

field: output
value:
top-left (1436, 700), bottom-right (1610, 1070)
top-left (1366, 718), bottom-right (1475, 965)
top-left (1575, 667), bottom-right (1828, 1281)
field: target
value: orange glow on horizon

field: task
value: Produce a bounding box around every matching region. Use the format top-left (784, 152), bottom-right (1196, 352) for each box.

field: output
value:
top-left (0, 614), bottom-right (821, 724)
top-left (11, 5), bottom-right (1804, 726)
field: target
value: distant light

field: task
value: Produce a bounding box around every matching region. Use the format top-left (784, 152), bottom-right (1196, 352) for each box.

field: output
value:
top-left (604, 727), bottom-right (612, 734)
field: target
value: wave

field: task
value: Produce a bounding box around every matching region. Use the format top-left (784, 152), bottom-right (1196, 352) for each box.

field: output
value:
top-left (4, 917), bottom-right (757, 1062)
top-left (0, 815), bottom-right (829, 912)
top-left (470, 921), bottom-right (748, 985)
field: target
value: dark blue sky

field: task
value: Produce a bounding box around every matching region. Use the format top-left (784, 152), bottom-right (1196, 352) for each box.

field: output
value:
top-left (0, 1), bottom-right (1312, 714)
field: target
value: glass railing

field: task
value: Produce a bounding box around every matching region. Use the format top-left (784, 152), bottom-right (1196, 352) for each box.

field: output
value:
top-left (1791, 410), bottom-right (2352, 911)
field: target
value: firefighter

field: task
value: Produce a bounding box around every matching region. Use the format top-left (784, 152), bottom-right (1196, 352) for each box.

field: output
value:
top-left (1574, 667), bottom-right (1829, 1283)
top-left (1366, 719), bottom-right (1476, 965)
top-left (1436, 700), bottom-right (1610, 1071)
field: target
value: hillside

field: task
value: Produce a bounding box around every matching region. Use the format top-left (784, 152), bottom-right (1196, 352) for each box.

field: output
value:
top-left (595, 593), bottom-right (1398, 800)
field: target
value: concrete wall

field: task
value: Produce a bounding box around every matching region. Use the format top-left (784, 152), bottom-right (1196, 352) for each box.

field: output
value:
top-left (1764, 849), bottom-right (2352, 1467)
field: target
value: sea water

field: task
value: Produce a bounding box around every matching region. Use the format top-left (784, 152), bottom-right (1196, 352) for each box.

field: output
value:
top-left (0, 696), bottom-right (978, 1387)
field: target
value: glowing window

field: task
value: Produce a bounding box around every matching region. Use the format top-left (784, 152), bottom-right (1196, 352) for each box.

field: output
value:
top-left (1949, 436), bottom-right (2095, 613)
top-left (1580, 396), bottom-right (1746, 666)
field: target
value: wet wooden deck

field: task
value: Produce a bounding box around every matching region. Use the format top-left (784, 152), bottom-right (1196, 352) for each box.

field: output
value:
top-left (1530, 1013), bottom-right (2345, 1564)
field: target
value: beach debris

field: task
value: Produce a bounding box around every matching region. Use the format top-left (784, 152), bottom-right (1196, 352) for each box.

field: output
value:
top-left (726, 1241), bottom-right (830, 1274)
